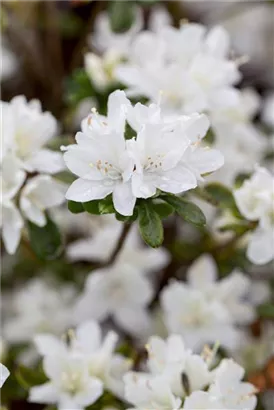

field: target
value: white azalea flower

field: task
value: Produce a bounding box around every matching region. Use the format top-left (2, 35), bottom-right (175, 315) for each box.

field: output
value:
top-left (64, 90), bottom-right (222, 215)
top-left (0, 155), bottom-right (25, 254)
top-left (63, 90), bottom-right (136, 216)
top-left (161, 254), bottom-right (256, 350)
top-left (20, 175), bottom-right (66, 227)
top-left (1, 95), bottom-right (64, 173)
top-left (4, 279), bottom-right (76, 345)
top-left (234, 167), bottom-right (274, 264)
top-left (124, 373), bottom-right (182, 410)
top-left (148, 6), bottom-right (172, 33)
top-left (116, 23), bottom-right (241, 114)
top-left (29, 353), bottom-right (103, 410)
top-left (67, 216), bottom-right (169, 270)
top-left (145, 335), bottom-right (212, 397)
top-left (161, 280), bottom-right (239, 351)
top-left (33, 320), bottom-right (131, 399)
top-left (187, 255), bottom-right (255, 324)
top-left (209, 359), bottom-right (257, 410)
top-left (209, 88), bottom-right (265, 185)
top-left (73, 264), bottom-right (153, 338)
top-left (0, 363), bottom-right (10, 388)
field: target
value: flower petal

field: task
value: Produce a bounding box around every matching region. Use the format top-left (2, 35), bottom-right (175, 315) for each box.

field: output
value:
top-left (65, 178), bottom-right (113, 202)
top-left (113, 182), bottom-right (136, 216)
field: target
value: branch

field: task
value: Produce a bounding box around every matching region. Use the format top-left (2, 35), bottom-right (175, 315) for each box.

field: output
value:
top-left (104, 223), bottom-right (132, 268)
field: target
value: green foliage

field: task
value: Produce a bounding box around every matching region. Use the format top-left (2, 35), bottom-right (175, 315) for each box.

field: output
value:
top-left (68, 200), bottom-right (84, 214)
top-left (115, 208), bottom-right (138, 222)
top-left (152, 201), bottom-right (174, 219)
top-left (15, 365), bottom-right (47, 390)
top-left (203, 127), bottom-right (215, 145)
top-left (138, 201), bottom-right (164, 247)
top-left (162, 194), bottom-right (206, 227)
top-left (65, 69), bottom-right (94, 107)
top-left (98, 195), bottom-right (116, 214)
top-left (108, 1), bottom-right (135, 33)
top-left (83, 200), bottom-right (101, 215)
top-left (27, 215), bottom-right (63, 260)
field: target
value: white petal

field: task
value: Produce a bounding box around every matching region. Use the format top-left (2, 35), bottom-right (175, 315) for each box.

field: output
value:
top-left (113, 182), bottom-right (136, 216)
top-left (187, 254), bottom-right (217, 288)
top-left (186, 147), bottom-right (224, 178)
top-left (76, 377), bottom-right (103, 407)
top-left (247, 228), bottom-right (274, 265)
top-left (107, 90), bottom-right (130, 133)
top-left (2, 201), bottom-right (23, 254)
top-left (156, 165), bottom-right (197, 194)
top-left (73, 320), bottom-right (102, 354)
top-left (26, 149), bottom-right (65, 174)
top-left (205, 26), bottom-right (230, 57)
top-left (2, 155), bottom-right (26, 199)
top-left (33, 334), bottom-right (67, 357)
top-left (20, 195), bottom-right (46, 226)
top-left (0, 363), bottom-right (10, 387)
top-left (29, 382), bottom-right (58, 404)
top-left (66, 178), bottom-right (113, 202)
top-left (115, 307), bottom-right (152, 338)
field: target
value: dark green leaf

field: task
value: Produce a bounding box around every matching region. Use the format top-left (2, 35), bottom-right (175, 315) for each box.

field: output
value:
top-left (68, 200), bottom-right (84, 214)
top-left (203, 127), bottom-right (215, 144)
top-left (15, 365), bottom-right (47, 390)
top-left (153, 201), bottom-right (174, 219)
top-left (27, 215), bottom-right (63, 260)
top-left (218, 222), bottom-right (253, 235)
top-left (98, 196), bottom-right (116, 214)
top-left (138, 202), bottom-right (163, 248)
top-left (109, 1), bottom-right (135, 33)
top-left (83, 200), bottom-right (100, 214)
top-left (162, 195), bottom-right (206, 226)
top-left (257, 303), bottom-right (274, 319)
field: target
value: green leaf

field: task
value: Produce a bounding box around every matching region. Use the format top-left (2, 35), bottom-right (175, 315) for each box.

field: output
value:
top-left (203, 127), bottom-right (215, 144)
top-left (153, 201), bottom-right (174, 219)
top-left (27, 215), bottom-right (63, 260)
top-left (162, 194), bottom-right (206, 226)
top-left (204, 183), bottom-right (238, 211)
top-left (83, 200), bottom-right (100, 214)
top-left (218, 222), bottom-right (255, 235)
top-left (257, 303), bottom-right (274, 319)
top-left (138, 202), bottom-right (163, 248)
top-left (109, 1), bottom-right (135, 33)
top-left (15, 365), bottom-right (47, 390)
top-left (68, 200), bottom-right (84, 214)
top-left (98, 196), bottom-right (116, 214)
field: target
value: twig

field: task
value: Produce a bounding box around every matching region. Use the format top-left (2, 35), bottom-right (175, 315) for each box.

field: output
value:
top-left (104, 223), bottom-right (132, 268)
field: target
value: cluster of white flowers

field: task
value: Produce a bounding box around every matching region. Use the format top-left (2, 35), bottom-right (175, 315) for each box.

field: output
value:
top-left (234, 167), bottom-right (274, 265)
top-left (29, 320), bottom-right (131, 409)
top-left (0, 96), bottom-right (66, 254)
top-left (63, 90), bottom-right (223, 215)
top-left (160, 254), bottom-right (257, 351)
top-left (125, 334), bottom-right (257, 410)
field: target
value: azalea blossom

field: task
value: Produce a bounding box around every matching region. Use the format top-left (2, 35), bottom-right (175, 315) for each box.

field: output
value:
top-left (29, 352), bottom-right (103, 410)
top-left (0, 363), bottom-right (10, 388)
top-left (31, 320), bottom-right (131, 402)
top-left (0, 154), bottom-right (66, 254)
top-left (63, 90), bottom-right (223, 216)
top-left (161, 254), bottom-right (255, 350)
top-left (124, 333), bottom-right (257, 410)
top-left (73, 263), bottom-right (153, 338)
top-left (116, 23), bottom-right (241, 115)
top-left (4, 279), bottom-right (76, 345)
top-left (234, 167), bottom-right (274, 264)
top-left (1, 95), bottom-right (64, 174)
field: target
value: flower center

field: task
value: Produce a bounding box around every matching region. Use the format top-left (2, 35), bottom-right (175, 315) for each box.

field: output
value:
top-left (144, 154), bottom-right (165, 172)
top-left (89, 160), bottom-right (122, 180)
top-left (61, 369), bottom-right (84, 395)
